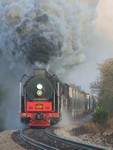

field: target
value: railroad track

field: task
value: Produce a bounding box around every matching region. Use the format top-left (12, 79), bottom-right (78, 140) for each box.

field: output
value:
top-left (20, 129), bottom-right (58, 150)
top-left (45, 128), bottom-right (110, 150)
top-left (19, 128), bottom-right (110, 150)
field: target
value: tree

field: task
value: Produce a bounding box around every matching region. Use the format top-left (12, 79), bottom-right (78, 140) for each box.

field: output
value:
top-left (90, 58), bottom-right (113, 125)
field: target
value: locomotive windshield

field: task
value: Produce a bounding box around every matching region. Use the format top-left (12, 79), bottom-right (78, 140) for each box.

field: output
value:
top-left (26, 76), bottom-right (52, 101)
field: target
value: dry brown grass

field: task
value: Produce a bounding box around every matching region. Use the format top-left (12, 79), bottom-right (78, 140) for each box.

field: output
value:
top-left (83, 121), bottom-right (113, 135)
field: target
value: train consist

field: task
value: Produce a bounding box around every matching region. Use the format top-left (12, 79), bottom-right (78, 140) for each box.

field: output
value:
top-left (20, 69), bottom-right (96, 127)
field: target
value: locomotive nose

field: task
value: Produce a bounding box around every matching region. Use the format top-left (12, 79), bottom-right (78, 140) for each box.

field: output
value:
top-left (36, 113), bottom-right (43, 120)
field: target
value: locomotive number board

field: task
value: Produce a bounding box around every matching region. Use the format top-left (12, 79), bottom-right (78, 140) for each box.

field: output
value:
top-left (27, 102), bottom-right (52, 112)
top-left (35, 104), bottom-right (43, 109)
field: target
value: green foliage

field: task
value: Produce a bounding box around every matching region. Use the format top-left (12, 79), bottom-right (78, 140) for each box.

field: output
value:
top-left (92, 106), bottom-right (108, 125)
top-left (90, 58), bottom-right (113, 125)
top-left (91, 58), bottom-right (113, 100)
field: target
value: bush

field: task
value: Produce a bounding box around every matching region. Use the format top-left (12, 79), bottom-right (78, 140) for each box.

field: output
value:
top-left (92, 106), bottom-right (108, 125)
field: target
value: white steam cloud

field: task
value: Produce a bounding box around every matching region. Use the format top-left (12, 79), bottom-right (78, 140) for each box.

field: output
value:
top-left (95, 0), bottom-right (113, 42)
top-left (0, 0), bottom-right (98, 69)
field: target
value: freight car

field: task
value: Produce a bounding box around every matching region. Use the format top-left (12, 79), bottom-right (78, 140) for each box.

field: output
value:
top-left (20, 69), bottom-right (64, 127)
top-left (63, 84), bottom-right (95, 118)
top-left (20, 69), bottom-right (96, 127)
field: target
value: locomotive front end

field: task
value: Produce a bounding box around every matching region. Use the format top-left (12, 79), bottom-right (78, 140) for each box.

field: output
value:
top-left (20, 69), bottom-right (62, 127)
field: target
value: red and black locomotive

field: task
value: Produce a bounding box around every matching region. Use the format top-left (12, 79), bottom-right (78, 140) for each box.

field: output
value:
top-left (20, 69), bottom-right (63, 127)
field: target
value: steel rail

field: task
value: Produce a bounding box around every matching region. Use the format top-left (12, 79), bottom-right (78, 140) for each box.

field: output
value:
top-left (19, 129), bottom-right (58, 150)
top-left (45, 128), bottom-right (111, 150)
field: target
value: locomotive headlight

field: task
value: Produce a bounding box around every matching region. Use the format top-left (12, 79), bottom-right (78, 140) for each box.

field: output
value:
top-left (36, 84), bottom-right (43, 96)
top-left (37, 83), bottom-right (43, 89)
top-left (37, 90), bottom-right (42, 96)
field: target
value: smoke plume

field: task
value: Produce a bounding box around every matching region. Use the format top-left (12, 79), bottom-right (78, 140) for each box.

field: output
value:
top-left (0, 0), bottom-right (98, 68)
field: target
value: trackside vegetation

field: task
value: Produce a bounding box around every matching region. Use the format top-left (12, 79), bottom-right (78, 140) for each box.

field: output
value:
top-left (91, 58), bottom-right (113, 127)
top-left (92, 106), bottom-right (108, 125)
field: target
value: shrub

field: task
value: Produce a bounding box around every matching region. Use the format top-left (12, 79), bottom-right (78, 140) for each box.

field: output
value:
top-left (92, 106), bottom-right (108, 125)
